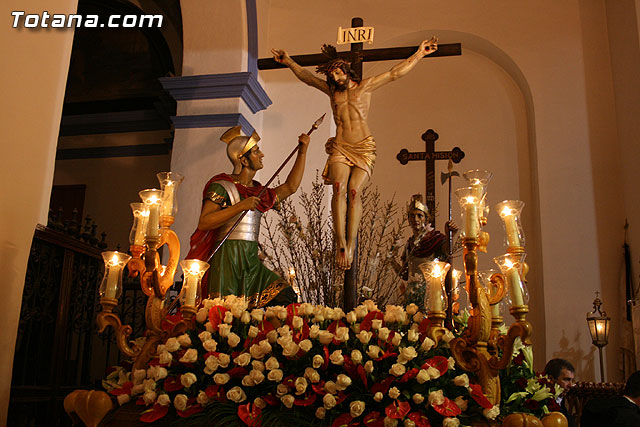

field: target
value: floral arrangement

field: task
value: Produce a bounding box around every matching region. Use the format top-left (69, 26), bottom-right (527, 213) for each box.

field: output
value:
top-left (499, 341), bottom-right (563, 419)
top-left (104, 296), bottom-right (501, 426)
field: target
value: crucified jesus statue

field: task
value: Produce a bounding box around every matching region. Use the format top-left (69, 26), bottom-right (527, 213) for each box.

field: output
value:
top-left (272, 36), bottom-right (438, 270)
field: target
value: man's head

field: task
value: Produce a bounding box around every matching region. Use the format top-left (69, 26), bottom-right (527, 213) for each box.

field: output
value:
top-left (544, 358), bottom-right (575, 393)
top-left (221, 126), bottom-right (261, 174)
top-left (316, 44), bottom-right (361, 92)
top-left (407, 194), bottom-right (429, 234)
top-left (623, 371), bottom-right (640, 404)
top-left (240, 144), bottom-right (264, 172)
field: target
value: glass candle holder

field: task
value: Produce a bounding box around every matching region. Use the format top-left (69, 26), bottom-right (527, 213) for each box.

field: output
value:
top-left (99, 251), bottom-right (132, 300)
top-left (180, 259), bottom-right (210, 307)
top-left (496, 200), bottom-right (525, 248)
top-left (419, 260), bottom-right (451, 312)
top-left (139, 189), bottom-right (163, 239)
top-left (129, 202), bottom-right (149, 246)
top-left (493, 253), bottom-right (528, 307)
top-left (450, 268), bottom-right (466, 314)
top-left (157, 172), bottom-right (184, 217)
top-left (463, 170), bottom-right (493, 200)
top-left (455, 187), bottom-right (481, 239)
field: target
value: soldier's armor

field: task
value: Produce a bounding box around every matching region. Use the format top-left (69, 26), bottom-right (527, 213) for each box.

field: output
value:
top-left (214, 180), bottom-right (262, 243)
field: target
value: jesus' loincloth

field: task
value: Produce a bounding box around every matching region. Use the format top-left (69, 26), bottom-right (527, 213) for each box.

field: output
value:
top-left (321, 135), bottom-right (376, 185)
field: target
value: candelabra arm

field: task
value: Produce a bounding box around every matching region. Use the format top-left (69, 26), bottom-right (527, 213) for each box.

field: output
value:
top-left (157, 228), bottom-right (180, 295)
top-left (96, 299), bottom-right (141, 358)
top-left (132, 335), bottom-right (163, 372)
top-left (145, 295), bottom-right (167, 335)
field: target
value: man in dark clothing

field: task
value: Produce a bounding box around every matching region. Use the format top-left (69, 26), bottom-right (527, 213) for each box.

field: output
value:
top-left (544, 359), bottom-right (576, 427)
top-left (581, 371), bottom-right (640, 427)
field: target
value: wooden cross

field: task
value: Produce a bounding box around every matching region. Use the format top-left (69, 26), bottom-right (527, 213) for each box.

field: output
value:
top-left (396, 129), bottom-right (465, 227)
top-left (259, 18), bottom-right (461, 310)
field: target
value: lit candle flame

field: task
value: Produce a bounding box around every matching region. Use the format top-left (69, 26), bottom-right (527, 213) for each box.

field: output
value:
top-left (452, 269), bottom-right (462, 280)
top-left (500, 206), bottom-right (514, 217)
top-left (464, 196), bottom-right (477, 205)
top-left (110, 253), bottom-right (119, 265)
top-left (431, 264), bottom-right (443, 278)
top-left (188, 262), bottom-right (201, 274)
top-left (504, 258), bottom-right (515, 269)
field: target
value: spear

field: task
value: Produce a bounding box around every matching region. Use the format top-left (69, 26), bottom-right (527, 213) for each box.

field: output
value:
top-left (440, 159), bottom-right (459, 257)
top-left (440, 159), bottom-right (459, 327)
top-left (206, 114), bottom-right (326, 264)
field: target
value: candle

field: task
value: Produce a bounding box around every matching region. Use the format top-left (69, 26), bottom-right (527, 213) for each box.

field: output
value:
top-left (504, 259), bottom-right (525, 306)
top-left (429, 268), bottom-right (443, 312)
top-left (161, 181), bottom-right (174, 217)
top-left (465, 197), bottom-right (479, 238)
top-left (134, 209), bottom-right (149, 246)
top-left (105, 253), bottom-right (120, 298)
top-left (146, 195), bottom-right (160, 238)
top-left (502, 209), bottom-right (520, 247)
top-left (491, 302), bottom-right (501, 318)
top-left (184, 274), bottom-right (198, 306)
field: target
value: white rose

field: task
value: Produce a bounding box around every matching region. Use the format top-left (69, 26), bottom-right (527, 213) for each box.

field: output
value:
top-left (204, 355), bottom-right (219, 374)
top-left (180, 348), bottom-right (198, 363)
top-left (412, 393), bottom-right (424, 404)
top-left (374, 391), bottom-right (384, 401)
top-left (309, 324), bottom-right (320, 339)
top-left (416, 369), bottom-right (430, 384)
top-left (355, 305), bottom-right (368, 319)
top-left (426, 366), bottom-right (441, 380)
top-left (442, 330), bottom-right (455, 343)
top-left (407, 329), bottom-right (420, 342)
top-left (218, 323), bottom-right (231, 338)
top-left (442, 417), bottom-right (460, 427)
top-left (276, 383), bottom-right (289, 396)
top-left (254, 397), bottom-right (266, 409)
top-left (157, 394), bottom-right (171, 406)
top-left (249, 344), bottom-right (264, 360)
top-left (389, 363), bottom-right (406, 377)
top-left (388, 387), bottom-right (400, 399)
top-left (252, 360), bottom-right (265, 371)
top-left (258, 339), bottom-right (272, 354)
top-left (391, 333), bottom-right (402, 347)
top-left (249, 369), bottom-right (265, 385)
top-left (483, 405), bottom-right (500, 420)
top-left (198, 331), bottom-right (212, 343)
top-left (117, 394), bottom-right (130, 406)
top-left (351, 349), bottom-right (363, 364)
top-left (350, 400), bottom-right (365, 417)
top-left (173, 393), bottom-right (188, 411)
top-left (158, 350), bottom-right (173, 365)
top-left (266, 330), bottom-right (278, 344)
top-left (329, 350), bottom-right (344, 365)
top-left (223, 311), bottom-right (234, 324)
top-left (357, 330), bottom-right (372, 344)
top-left (316, 407), bottom-right (326, 419)
top-left (299, 339), bottom-right (312, 353)
top-left (281, 394), bottom-right (295, 408)
top-left (205, 322), bottom-right (215, 333)
top-left (336, 374), bottom-right (352, 390)
top-left (324, 381), bottom-right (338, 394)
top-left (251, 308), bottom-right (264, 322)
top-left (323, 393), bottom-right (337, 409)
top-left (226, 386), bottom-right (247, 403)
top-left (218, 353), bottom-right (230, 368)
top-left (294, 377), bottom-right (308, 394)
top-left (448, 357), bottom-right (456, 370)
top-left (364, 360), bottom-right (374, 373)
top-left (453, 373), bottom-right (469, 387)
top-left (267, 369), bottom-right (283, 382)
top-left (235, 352), bottom-right (252, 367)
top-left (177, 334), bottom-right (192, 347)
top-left (227, 332), bottom-right (241, 348)
top-left (384, 416), bottom-right (399, 427)
top-left (142, 378), bottom-right (156, 393)
top-left (242, 375), bottom-right (255, 387)
top-left (404, 420), bottom-right (416, 427)
top-left (277, 325), bottom-right (291, 337)
top-left (406, 304), bottom-right (419, 315)
top-left (420, 337), bottom-right (435, 352)
top-left (429, 390), bottom-right (445, 406)
top-left (335, 326), bottom-right (350, 342)
top-left (248, 326), bottom-right (259, 338)
top-left (265, 357), bottom-right (280, 371)
top-left (292, 316), bottom-right (303, 330)
top-left (143, 391), bottom-right (156, 405)
top-left (305, 367), bottom-right (320, 383)
top-left (413, 312), bottom-right (424, 323)
top-left (454, 396), bottom-right (468, 411)
top-left (213, 373), bottom-right (230, 385)
top-left (372, 319), bottom-right (382, 330)
top-left (398, 346), bottom-right (418, 364)
top-left (346, 311), bottom-right (357, 323)
top-left (378, 327), bottom-right (390, 341)
top-left (282, 341), bottom-right (300, 358)
top-left (197, 391), bottom-right (209, 406)
top-left (241, 311), bottom-right (251, 324)
top-left (180, 372), bottom-right (197, 388)
top-left (367, 345), bottom-right (382, 359)
top-left (318, 331), bottom-right (334, 345)
top-left (203, 339), bottom-right (218, 353)
top-left (314, 313), bottom-right (325, 323)
top-left (312, 354), bottom-right (324, 369)
top-left (131, 384), bottom-right (144, 395)
top-left (133, 369), bottom-right (146, 384)
top-left (165, 337), bottom-right (180, 352)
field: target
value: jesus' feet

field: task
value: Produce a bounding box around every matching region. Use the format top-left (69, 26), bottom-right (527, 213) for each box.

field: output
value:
top-left (336, 245), bottom-right (350, 270)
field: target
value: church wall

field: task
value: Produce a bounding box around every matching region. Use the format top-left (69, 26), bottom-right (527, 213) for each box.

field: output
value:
top-left (255, 0), bottom-right (628, 380)
top-left (0, 0), bottom-right (78, 423)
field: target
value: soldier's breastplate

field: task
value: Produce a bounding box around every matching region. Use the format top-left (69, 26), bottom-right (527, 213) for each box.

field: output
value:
top-left (215, 180), bottom-right (262, 242)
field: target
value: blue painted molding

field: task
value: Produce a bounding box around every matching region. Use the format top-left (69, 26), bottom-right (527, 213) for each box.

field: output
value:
top-left (159, 72), bottom-right (271, 114)
top-left (171, 113), bottom-right (254, 135)
top-left (57, 142), bottom-right (172, 160)
top-left (246, 0), bottom-right (258, 75)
